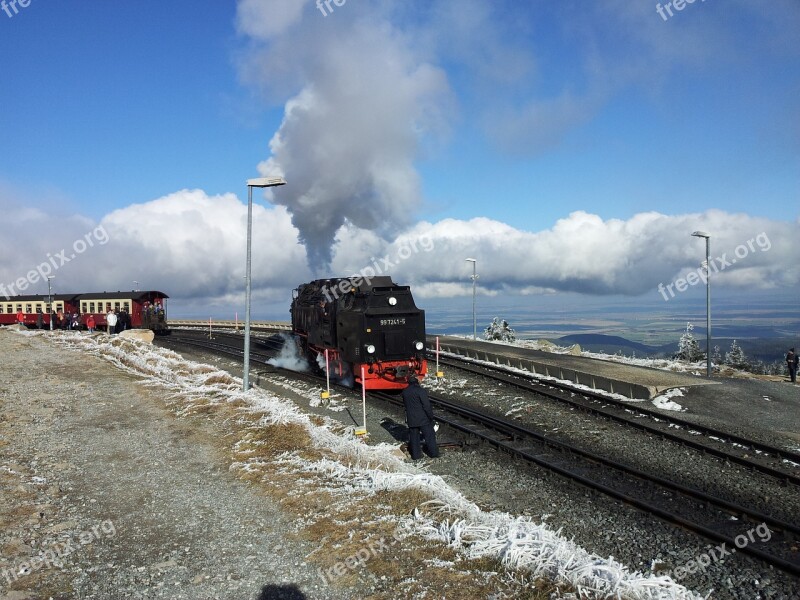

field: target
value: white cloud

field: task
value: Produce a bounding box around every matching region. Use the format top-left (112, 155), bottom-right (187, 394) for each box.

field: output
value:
top-left (235, 0), bottom-right (309, 40)
top-left (1, 183), bottom-right (797, 312)
top-left (0, 189), bottom-right (310, 306)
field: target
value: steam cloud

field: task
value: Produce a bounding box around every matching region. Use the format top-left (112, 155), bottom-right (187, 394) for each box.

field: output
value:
top-left (236, 2), bottom-right (451, 271)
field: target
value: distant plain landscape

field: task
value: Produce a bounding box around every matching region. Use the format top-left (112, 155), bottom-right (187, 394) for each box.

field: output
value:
top-left (424, 290), bottom-right (800, 363)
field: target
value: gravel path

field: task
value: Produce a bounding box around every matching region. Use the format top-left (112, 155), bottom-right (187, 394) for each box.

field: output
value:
top-left (0, 329), bottom-right (357, 600)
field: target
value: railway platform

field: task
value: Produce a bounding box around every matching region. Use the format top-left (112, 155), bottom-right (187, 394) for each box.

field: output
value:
top-left (430, 335), bottom-right (717, 399)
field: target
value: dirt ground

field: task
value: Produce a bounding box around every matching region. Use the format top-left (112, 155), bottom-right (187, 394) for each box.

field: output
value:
top-left (0, 329), bottom-right (557, 600)
top-left (0, 328), bottom-right (348, 600)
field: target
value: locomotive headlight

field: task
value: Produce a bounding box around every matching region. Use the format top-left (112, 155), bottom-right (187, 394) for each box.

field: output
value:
top-left (366, 344), bottom-right (376, 354)
top-left (414, 341), bottom-right (424, 351)
top-left (388, 297), bottom-right (397, 306)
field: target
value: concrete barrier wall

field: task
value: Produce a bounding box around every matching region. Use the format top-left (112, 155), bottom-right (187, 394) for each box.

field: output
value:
top-left (437, 343), bottom-right (655, 399)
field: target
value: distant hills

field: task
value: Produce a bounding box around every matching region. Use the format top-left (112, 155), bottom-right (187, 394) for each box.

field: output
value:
top-left (552, 334), bottom-right (791, 363)
top-left (554, 334), bottom-right (665, 356)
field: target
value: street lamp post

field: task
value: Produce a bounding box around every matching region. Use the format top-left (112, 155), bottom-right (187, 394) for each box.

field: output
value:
top-left (692, 231), bottom-right (711, 377)
top-left (465, 258), bottom-right (478, 340)
top-left (243, 176), bottom-right (287, 392)
top-left (47, 275), bottom-right (55, 331)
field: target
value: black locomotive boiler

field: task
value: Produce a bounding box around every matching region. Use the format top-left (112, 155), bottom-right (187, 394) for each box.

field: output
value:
top-left (291, 276), bottom-right (427, 390)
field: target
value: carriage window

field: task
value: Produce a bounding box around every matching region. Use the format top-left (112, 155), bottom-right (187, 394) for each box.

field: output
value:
top-left (123, 302), bottom-right (130, 312)
top-left (81, 302), bottom-right (88, 313)
top-left (25, 304), bottom-right (32, 313)
top-left (16, 305), bottom-right (22, 312)
top-left (45, 304), bottom-right (51, 313)
top-left (114, 302), bottom-right (121, 311)
top-left (106, 303), bottom-right (112, 312)
top-left (6, 305), bottom-right (11, 313)
top-left (89, 302), bottom-right (95, 313)
top-left (0, 306), bottom-right (3, 313)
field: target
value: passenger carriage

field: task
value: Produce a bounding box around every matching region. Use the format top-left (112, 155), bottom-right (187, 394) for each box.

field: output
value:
top-left (0, 290), bottom-right (169, 333)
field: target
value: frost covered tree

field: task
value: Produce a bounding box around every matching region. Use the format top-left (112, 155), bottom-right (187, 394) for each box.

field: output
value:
top-left (675, 322), bottom-right (705, 362)
top-left (484, 317), bottom-right (516, 342)
top-left (724, 340), bottom-right (748, 369)
top-left (711, 345), bottom-right (722, 366)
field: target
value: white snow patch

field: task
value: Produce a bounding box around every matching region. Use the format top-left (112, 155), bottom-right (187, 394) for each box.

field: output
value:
top-left (650, 388), bottom-right (686, 412)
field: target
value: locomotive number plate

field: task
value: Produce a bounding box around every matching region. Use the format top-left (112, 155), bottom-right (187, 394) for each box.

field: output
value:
top-left (380, 318), bottom-right (406, 326)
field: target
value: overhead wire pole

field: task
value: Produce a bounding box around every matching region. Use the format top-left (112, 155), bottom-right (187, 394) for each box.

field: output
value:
top-left (692, 231), bottom-right (712, 378)
top-left (47, 275), bottom-right (55, 330)
top-left (465, 258), bottom-right (478, 340)
top-left (243, 177), bottom-right (287, 392)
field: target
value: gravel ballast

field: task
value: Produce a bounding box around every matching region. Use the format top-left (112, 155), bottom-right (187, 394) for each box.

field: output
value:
top-left (4, 327), bottom-right (795, 599)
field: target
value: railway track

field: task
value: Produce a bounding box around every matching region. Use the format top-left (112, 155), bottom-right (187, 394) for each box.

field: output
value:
top-left (158, 329), bottom-right (800, 577)
top-left (375, 389), bottom-right (800, 577)
top-left (433, 353), bottom-right (800, 486)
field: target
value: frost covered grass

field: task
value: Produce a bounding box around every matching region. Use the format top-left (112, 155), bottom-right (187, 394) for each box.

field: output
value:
top-left (460, 335), bottom-right (700, 373)
top-left (17, 329), bottom-right (705, 599)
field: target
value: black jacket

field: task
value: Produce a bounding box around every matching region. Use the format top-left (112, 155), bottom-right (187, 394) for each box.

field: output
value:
top-left (402, 382), bottom-right (434, 427)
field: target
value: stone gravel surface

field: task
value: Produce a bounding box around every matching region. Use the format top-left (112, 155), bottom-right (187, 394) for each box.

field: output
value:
top-left (5, 326), bottom-right (797, 600)
top-left (236, 335), bottom-right (800, 600)
top-left (0, 330), bottom-right (359, 600)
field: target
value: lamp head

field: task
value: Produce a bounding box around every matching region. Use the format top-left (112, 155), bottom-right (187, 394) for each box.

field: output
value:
top-left (247, 177), bottom-right (287, 188)
top-left (691, 231), bottom-right (710, 238)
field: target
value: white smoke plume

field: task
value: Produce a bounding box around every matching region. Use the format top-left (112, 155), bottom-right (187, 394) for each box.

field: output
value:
top-left (236, 1), bottom-right (452, 271)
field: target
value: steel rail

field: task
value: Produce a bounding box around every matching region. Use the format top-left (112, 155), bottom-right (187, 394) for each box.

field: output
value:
top-left (374, 389), bottom-right (800, 577)
top-left (159, 332), bottom-right (800, 576)
top-left (433, 354), bottom-right (800, 486)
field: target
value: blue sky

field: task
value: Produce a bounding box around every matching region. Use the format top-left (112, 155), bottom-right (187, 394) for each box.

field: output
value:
top-left (0, 0), bottom-right (798, 321)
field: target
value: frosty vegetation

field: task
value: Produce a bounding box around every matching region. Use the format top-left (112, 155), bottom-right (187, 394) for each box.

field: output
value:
top-left (674, 323), bottom-right (785, 375)
top-left (484, 317), bottom-right (516, 342)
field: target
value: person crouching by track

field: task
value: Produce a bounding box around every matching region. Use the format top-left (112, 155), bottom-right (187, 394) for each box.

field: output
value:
top-left (401, 375), bottom-right (440, 460)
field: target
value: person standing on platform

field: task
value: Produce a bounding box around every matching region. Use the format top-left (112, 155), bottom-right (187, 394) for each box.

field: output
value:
top-left (86, 314), bottom-right (96, 333)
top-left (788, 348), bottom-right (799, 384)
top-left (401, 375), bottom-right (440, 460)
top-left (106, 309), bottom-right (118, 334)
top-left (15, 309), bottom-right (24, 326)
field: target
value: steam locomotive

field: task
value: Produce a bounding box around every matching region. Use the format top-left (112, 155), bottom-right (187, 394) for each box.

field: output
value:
top-left (291, 276), bottom-right (427, 390)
